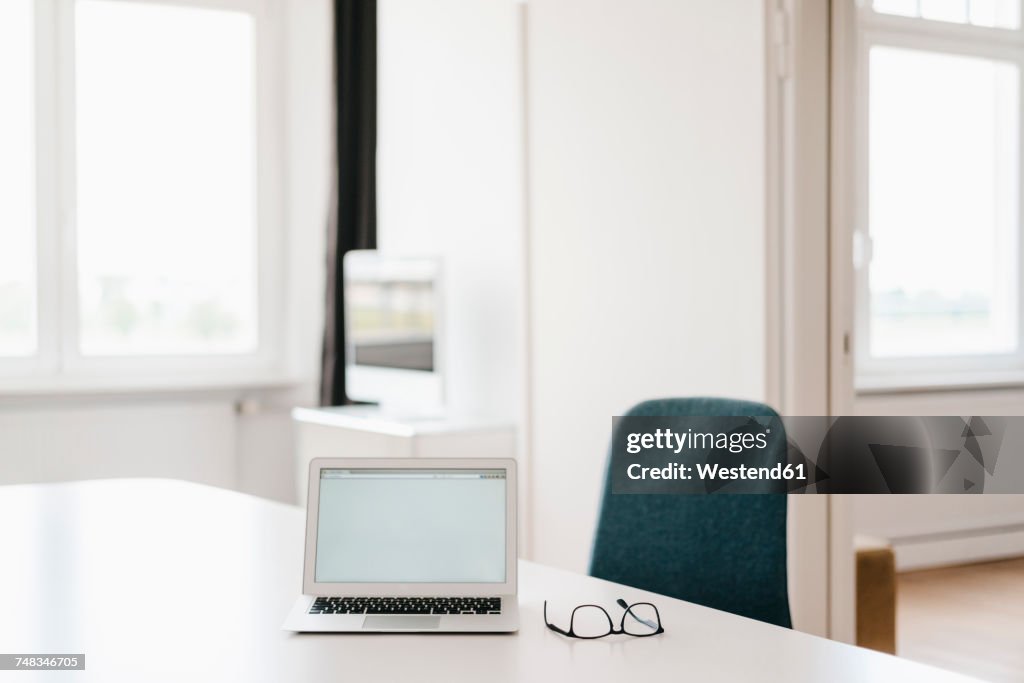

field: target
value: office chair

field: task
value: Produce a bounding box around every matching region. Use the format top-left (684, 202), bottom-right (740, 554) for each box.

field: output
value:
top-left (589, 397), bottom-right (792, 628)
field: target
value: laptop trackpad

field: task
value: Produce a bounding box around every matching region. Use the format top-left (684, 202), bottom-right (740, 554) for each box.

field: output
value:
top-left (362, 615), bottom-right (441, 630)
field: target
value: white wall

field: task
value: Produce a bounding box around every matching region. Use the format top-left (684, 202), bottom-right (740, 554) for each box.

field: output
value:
top-left (525, 0), bottom-right (768, 571)
top-left (376, 0), bottom-right (527, 426)
top-left (0, 387), bottom-right (309, 503)
top-left (0, 397), bottom-right (237, 487)
top-left (853, 390), bottom-right (1024, 569)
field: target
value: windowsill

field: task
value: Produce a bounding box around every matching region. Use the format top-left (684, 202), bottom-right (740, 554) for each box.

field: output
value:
top-left (856, 371), bottom-right (1024, 395)
top-left (0, 371), bottom-right (307, 401)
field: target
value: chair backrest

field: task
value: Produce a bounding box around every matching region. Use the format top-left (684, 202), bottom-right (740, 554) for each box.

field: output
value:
top-left (589, 397), bottom-right (792, 628)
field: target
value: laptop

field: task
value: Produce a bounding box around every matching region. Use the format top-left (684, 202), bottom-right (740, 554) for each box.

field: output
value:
top-left (283, 457), bottom-right (519, 633)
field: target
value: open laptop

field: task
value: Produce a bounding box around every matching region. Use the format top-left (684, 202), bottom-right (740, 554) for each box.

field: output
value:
top-left (283, 457), bottom-right (519, 633)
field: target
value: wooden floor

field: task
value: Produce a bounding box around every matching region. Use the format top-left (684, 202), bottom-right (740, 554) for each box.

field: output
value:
top-left (898, 558), bottom-right (1024, 682)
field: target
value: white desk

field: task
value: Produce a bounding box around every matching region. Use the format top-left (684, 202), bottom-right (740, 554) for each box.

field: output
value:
top-left (0, 480), bottom-right (978, 682)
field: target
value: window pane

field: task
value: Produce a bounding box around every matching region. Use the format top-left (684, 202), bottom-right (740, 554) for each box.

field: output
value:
top-left (920, 0), bottom-right (968, 23)
top-left (969, 0), bottom-right (1021, 27)
top-left (0, 0), bottom-right (37, 357)
top-left (874, 0), bottom-right (1021, 27)
top-left (873, 0), bottom-right (919, 17)
top-left (75, 1), bottom-right (258, 356)
top-left (868, 47), bottom-right (1019, 358)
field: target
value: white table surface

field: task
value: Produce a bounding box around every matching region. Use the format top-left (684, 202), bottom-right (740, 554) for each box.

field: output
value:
top-left (0, 479), bottom-right (979, 682)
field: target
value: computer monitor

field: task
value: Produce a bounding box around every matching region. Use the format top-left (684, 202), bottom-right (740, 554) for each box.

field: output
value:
top-left (343, 250), bottom-right (443, 414)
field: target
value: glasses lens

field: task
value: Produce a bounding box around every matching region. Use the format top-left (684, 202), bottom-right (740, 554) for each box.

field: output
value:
top-left (571, 606), bottom-right (613, 638)
top-left (622, 603), bottom-right (660, 636)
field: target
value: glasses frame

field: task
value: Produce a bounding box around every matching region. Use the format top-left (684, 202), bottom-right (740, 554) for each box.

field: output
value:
top-left (543, 599), bottom-right (665, 639)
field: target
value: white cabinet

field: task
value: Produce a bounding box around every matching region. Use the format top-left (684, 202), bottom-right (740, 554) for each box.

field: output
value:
top-left (292, 406), bottom-right (517, 504)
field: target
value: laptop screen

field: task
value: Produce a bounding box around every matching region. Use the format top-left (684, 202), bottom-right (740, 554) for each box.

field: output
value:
top-left (315, 467), bottom-right (507, 584)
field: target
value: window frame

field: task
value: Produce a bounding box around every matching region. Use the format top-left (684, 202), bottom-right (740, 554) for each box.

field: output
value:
top-left (0, 0), bottom-right (287, 390)
top-left (852, 1), bottom-right (1024, 391)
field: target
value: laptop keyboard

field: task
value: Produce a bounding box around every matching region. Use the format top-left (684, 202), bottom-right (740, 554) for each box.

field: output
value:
top-left (309, 597), bottom-right (501, 615)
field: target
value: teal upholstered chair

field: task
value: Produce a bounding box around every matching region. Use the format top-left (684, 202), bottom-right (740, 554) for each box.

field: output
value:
top-left (589, 397), bottom-right (792, 628)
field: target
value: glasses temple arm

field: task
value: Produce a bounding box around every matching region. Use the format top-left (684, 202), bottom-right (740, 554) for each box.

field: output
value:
top-left (543, 600), bottom-right (572, 636)
top-left (617, 599), bottom-right (659, 630)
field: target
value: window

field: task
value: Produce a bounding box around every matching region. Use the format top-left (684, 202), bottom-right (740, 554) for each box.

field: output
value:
top-left (76, 1), bottom-right (258, 356)
top-left (0, 0), bottom-right (37, 357)
top-left (851, 0), bottom-right (1024, 387)
top-left (873, 0), bottom-right (1020, 28)
top-left (0, 0), bottom-right (282, 385)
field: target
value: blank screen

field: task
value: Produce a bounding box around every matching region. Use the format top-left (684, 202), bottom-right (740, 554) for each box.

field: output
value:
top-left (315, 468), bottom-right (506, 583)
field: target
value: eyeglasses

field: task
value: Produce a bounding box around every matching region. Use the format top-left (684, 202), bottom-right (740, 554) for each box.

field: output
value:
top-left (544, 598), bottom-right (665, 639)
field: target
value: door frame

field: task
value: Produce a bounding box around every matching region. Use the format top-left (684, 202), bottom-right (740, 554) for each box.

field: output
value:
top-left (766, 0), bottom-right (856, 642)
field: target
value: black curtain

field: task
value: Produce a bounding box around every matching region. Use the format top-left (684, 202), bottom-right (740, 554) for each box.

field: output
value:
top-left (320, 0), bottom-right (377, 406)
